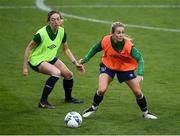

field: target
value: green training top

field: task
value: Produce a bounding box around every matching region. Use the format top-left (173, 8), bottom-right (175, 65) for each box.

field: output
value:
top-left (82, 36), bottom-right (144, 76)
top-left (29, 25), bottom-right (64, 66)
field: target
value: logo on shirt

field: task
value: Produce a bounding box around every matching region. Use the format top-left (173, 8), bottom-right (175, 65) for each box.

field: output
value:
top-left (47, 44), bottom-right (56, 49)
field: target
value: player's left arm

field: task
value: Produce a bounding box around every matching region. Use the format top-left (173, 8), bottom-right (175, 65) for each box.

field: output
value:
top-left (62, 42), bottom-right (76, 63)
top-left (61, 32), bottom-right (78, 65)
top-left (62, 41), bottom-right (85, 74)
top-left (131, 46), bottom-right (144, 81)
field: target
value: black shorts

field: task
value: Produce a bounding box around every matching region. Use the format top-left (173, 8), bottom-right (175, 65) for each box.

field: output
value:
top-left (99, 63), bottom-right (136, 83)
top-left (28, 57), bottom-right (58, 72)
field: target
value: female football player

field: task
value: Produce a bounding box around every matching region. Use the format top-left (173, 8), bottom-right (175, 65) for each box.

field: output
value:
top-left (79, 22), bottom-right (157, 119)
top-left (23, 10), bottom-right (84, 109)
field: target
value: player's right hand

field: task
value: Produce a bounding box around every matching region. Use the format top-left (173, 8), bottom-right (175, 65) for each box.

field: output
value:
top-left (23, 68), bottom-right (28, 76)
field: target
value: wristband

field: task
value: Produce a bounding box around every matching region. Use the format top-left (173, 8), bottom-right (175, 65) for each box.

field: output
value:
top-left (72, 60), bottom-right (77, 65)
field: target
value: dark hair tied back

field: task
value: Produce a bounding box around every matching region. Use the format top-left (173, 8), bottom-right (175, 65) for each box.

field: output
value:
top-left (47, 10), bottom-right (63, 22)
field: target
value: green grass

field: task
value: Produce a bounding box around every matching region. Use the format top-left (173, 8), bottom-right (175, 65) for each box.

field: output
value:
top-left (0, 0), bottom-right (180, 135)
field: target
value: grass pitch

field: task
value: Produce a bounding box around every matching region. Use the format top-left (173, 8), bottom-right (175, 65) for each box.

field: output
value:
top-left (0, 0), bottom-right (180, 135)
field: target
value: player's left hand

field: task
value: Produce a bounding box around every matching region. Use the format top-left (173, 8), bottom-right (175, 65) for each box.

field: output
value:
top-left (75, 62), bottom-right (85, 75)
top-left (136, 75), bottom-right (143, 82)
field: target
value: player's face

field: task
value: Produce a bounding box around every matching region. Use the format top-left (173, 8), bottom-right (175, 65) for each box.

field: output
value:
top-left (49, 13), bottom-right (63, 29)
top-left (112, 26), bottom-right (125, 42)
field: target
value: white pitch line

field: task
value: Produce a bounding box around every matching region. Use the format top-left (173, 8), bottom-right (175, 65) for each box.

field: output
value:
top-left (35, 0), bottom-right (180, 33)
top-left (52, 4), bottom-right (180, 8)
top-left (0, 5), bottom-right (180, 9)
top-left (35, 0), bottom-right (51, 12)
top-left (1, 4), bottom-right (180, 9)
top-left (0, 6), bottom-right (36, 9)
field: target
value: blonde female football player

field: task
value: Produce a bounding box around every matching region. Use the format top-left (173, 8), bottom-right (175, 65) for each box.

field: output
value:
top-left (23, 10), bottom-right (84, 109)
top-left (79, 22), bottom-right (157, 119)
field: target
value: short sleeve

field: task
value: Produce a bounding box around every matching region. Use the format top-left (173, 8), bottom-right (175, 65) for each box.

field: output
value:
top-left (62, 32), bottom-right (67, 43)
top-left (33, 33), bottom-right (41, 46)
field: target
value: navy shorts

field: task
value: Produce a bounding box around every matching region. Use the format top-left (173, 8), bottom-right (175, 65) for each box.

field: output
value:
top-left (99, 63), bottom-right (136, 83)
top-left (28, 57), bottom-right (58, 72)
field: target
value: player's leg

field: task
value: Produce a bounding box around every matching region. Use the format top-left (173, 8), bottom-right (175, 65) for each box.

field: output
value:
top-left (83, 73), bottom-right (112, 118)
top-left (94, 73), bottom-right (112, 107)
top-left (54, 59), bottom-right (83, 103)
top-left (93, 63), bottom-right (114, 108)
top-left (82, 64), bottom-right (114, 118)
top-left (38, 61), bottom-right (61, 108)
top-left (125, 78), bottom-right (157, 119)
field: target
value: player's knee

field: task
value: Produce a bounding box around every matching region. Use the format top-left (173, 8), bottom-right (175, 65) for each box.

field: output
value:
top-left (51, 69), bottom-right (61, 77)
top-left (97, 89), bottom-right (106, 95)
top-left (64, 71), bottom-right (73, 80)
top-left (135, 91), bottom-right (143, 98)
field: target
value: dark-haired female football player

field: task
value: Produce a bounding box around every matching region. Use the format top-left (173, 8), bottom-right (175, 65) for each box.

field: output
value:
top-left (23, 10), bottom-right (84, 109)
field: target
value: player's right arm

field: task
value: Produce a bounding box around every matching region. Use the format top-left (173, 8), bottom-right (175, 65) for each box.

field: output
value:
top-left (23, 40), bottom-right (38, 76)
top-left (80, 41), bottom-right (102, 64)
